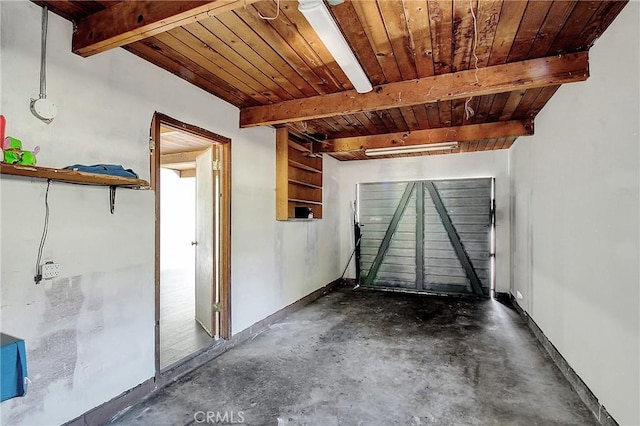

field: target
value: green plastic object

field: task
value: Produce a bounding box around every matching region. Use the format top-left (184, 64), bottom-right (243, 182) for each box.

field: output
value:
top-left (2, 137), bottom-right (39, 165)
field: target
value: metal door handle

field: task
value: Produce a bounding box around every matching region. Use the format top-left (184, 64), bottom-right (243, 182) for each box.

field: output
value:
top-left (191, 241), bottom-right (198, 245)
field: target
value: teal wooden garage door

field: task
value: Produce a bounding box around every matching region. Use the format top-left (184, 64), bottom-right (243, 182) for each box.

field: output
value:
top-left (357, 178), bottom-right (493, 297)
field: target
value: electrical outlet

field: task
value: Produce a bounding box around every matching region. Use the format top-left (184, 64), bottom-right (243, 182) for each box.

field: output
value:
top-left (41, 262), bottom-right (60, 280)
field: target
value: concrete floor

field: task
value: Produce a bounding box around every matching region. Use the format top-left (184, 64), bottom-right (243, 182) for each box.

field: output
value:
top-left (112, 288), bottom-right (596, 425)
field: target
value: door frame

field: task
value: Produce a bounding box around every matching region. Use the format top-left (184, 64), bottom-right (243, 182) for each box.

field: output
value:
top-left (150, 112), bottom-right (232, 375)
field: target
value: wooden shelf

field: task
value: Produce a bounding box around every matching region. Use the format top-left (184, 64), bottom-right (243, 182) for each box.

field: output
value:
top-left (276, 128), bottom-right (323, 221)
top-left (288, 160), bottom-right (322, 174)
top-left (288, 198), bottom-right (322, 206)
top-left (288, 179), bottom-right (322, 189)
top-left (0, 163), bottom-right (150, 188)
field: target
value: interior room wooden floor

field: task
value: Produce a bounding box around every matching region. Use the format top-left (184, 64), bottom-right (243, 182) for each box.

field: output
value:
top-left (116, 288), bottom-right (596, 425)
top-left (160, 268), bottom-right (213, 369)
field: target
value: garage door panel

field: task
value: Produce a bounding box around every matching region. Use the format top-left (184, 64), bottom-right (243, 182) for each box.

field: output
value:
top-left (361, 222), bottom-right (416, 233)
top-left (434, 179), bottom-right (492, 190)
top-left (358, 179), bottom-right (492, 297)
top-left (425, 205), bottom-right (491, 216)
top-left (434, 188), bottom-right (491, 199)
top-left (362, 231), bottom-right (417, 241)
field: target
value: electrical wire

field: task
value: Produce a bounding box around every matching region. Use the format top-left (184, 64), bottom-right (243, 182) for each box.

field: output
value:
top-left (34, 180), bottom-right (51, 284)
top-left (465, 0), bottom-right (481, 121)
top-left (245, 0), bottom-right (280, 20)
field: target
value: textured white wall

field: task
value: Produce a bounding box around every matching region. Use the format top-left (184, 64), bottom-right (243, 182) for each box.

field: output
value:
top-left (337, 150), bottom-right (511, 292)
top-left (509, 3), bottom-right (640, 424)
top-left (0, 2), bottom-right (340, 424)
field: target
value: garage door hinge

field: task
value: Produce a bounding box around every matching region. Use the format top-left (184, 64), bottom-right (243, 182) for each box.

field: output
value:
top-left (212, 159), bottom-right (221, 171)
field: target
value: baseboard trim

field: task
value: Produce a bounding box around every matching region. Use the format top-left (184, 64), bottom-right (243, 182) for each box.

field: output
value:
top-left (65, 278), bottom-right (344, 426)
top-left (509, 295), bottom-right (619, 426)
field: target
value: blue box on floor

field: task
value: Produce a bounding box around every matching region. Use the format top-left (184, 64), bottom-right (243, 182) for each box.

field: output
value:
top-left (1, 333), bottom-right (27, 401)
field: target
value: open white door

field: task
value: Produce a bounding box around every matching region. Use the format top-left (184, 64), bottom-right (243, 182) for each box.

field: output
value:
top-left (195, 147), bottom-right (215, 336)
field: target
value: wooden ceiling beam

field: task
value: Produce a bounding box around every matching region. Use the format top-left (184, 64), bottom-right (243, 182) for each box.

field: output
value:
top-left (240, 52), bottom-right (589, 128)
top-left (315, 120), bottom-right (534, 153)
top-left (160, 150), bottom-right (204, 166)
top-left (72, 0), bottom-right (260, 57)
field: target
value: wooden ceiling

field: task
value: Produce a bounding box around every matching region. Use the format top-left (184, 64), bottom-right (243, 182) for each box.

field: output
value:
top-left (34, 0), bottom-right (627, 160)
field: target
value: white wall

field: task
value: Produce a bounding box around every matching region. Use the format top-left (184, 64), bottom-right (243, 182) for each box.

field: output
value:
top-left (338, 150), bottom-right (511, 292)
top-left (509, 3), bottom-right (640, 424)
top-left (160, 170), bottom-right (195, 271)
top-left (0, 2), bottom-right (340, 424)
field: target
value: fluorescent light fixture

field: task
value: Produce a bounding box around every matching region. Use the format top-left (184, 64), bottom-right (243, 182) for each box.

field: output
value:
top-left (298, 0), bottom-right (372, 93)
top-left (365, 142), bottom-right (459, 157)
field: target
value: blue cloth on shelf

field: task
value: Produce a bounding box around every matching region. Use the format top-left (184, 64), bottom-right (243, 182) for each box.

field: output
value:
top-left (1, 333), bottom-right (27, 401)
top-left (64, 164), bottom-right (139, 179)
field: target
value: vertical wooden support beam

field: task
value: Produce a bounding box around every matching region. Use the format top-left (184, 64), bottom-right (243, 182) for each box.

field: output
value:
top-left (275, 127), bottom-right (289, 221)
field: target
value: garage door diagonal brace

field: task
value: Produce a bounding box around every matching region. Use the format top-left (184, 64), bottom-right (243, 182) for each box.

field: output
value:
top-left (424, 182), bottom-right (484, 296)
top-left (364, 182), bottom-right (416, 286)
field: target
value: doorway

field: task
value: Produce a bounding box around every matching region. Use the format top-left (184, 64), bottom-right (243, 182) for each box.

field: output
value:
top-left (151, 113), bottom-right (231, 372)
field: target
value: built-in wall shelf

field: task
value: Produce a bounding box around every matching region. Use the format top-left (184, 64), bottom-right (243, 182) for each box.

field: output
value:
top-left (276, 128), bottom-right (323, 220)
top-left (0, 163), bottom-right (150, 188)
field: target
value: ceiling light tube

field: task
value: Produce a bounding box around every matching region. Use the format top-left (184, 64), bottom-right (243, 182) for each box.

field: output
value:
top-left (365, 142), bottom-right (459, 157)
top-left (298, 0), bottom-right (373, 93)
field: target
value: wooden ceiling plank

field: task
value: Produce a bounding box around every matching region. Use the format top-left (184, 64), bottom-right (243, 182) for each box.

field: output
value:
top-left (345, 114), bottom-right (377, 136)
top-left (524, 85), bottom-right (561, 119)
top-left (184, 22), bottom-right (293, 102)
top-left (510, 87), bottom-right (544, 120)
top-left (474, 0), bottom-right (503, 68)
top-left (485, 92), bottom-right (510, 122)
top-left (526, 0), bottom-right (577, 59)
top-left (124, 39), bottom-right (253, 107)
top-left (351, 1), bottom-right (403, 82)
top-left (388, 108), bottom-right (410, 133)
top-left (486, 0), bottom-right (528, 66)
top-left (427, 0), bottom-right (454, 74)
top-left (506, 0), bottom-right (554, 63)
top-left (234, 6), bottom-right (334, 95)
top-left (569, 1), bottom-right (629, 51)
top-left (180, 169), bottom-right (197, 178)
top-left (276, 1), bottom-right (352, 92)
top-left (545, 1), bottom-right (601, 55)
top-left (425, 103), bottom-right (442, 128)
top-left (329, 1), bottom-right (387, 86)
top-left (156, 30), bottom-right (273, 104)
top-left (375, 110), bottom-right (400, 134)
top-left (452, 98), bottom-right (471, 127)
top-left (216, 12), bottom-right (318, 98)
top-left (317, 119), bottom-right (533, 153)
top-left (34, 0), bottom-right (106, 22)
top-left (498, 90), bottom-right (527, 121)
top-left (362, 111), bottom-right (393, 135)
top-left (198, 18), bottom-right (306, 99)
top-left (377, 0), bottom-right (418, 80)
top-left (451, 0), bottom-right (476, 72)
top-left (403, 0), bottom-right (436, 78)
top-left (161, 150), bottom-right (205, 165)
top-left (73, 0), bottom-right (260, 57)
top-left (252, 1), bottom-right (346, 93)
top-left (240, 52), bottom-right (590, 128)
top-left (399, 107), bottom-right (420, 131)
top-left (411, 105), bottom-right (431, 130)
top-left (472, 94), bottom-right (496, 124)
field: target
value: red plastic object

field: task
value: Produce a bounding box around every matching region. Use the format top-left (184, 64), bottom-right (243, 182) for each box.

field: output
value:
top-left (0, 115), bottom-right (5, 143)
